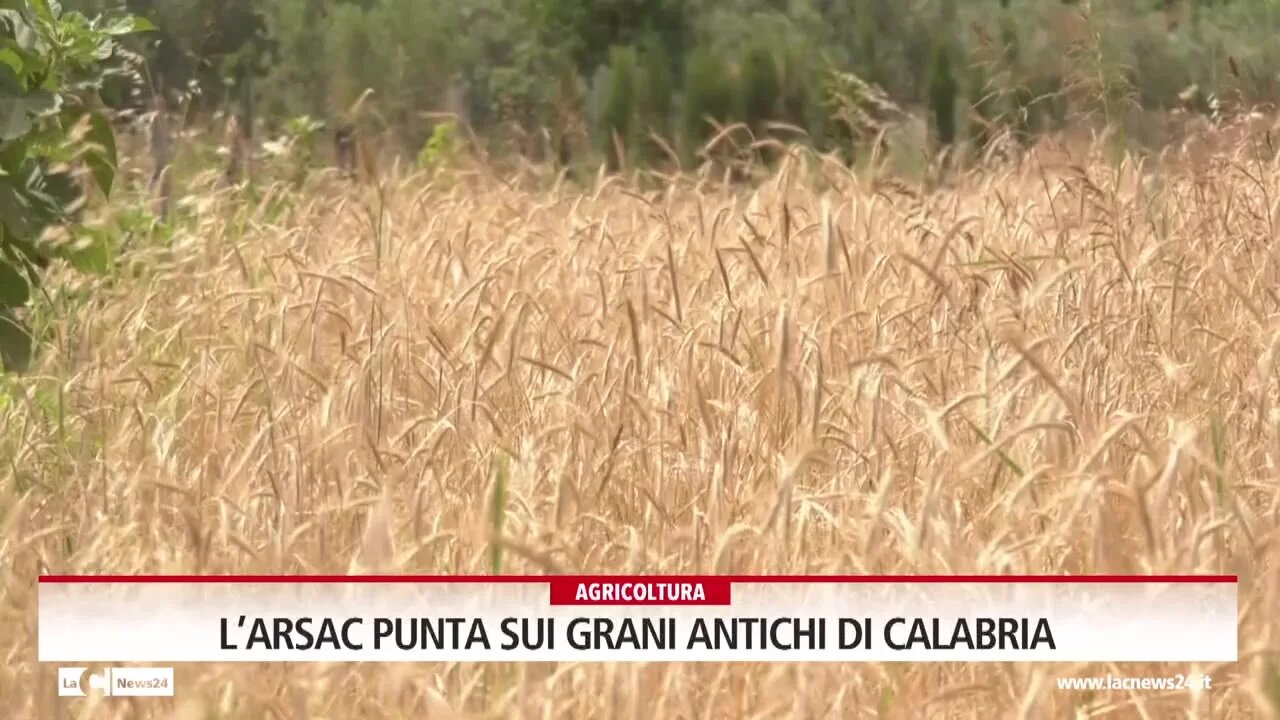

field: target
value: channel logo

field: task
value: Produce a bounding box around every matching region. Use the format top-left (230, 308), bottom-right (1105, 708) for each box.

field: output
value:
top-left (59, 667), bottom-right (173, 697)
top-left (58, 667), bottom-right (108, 697)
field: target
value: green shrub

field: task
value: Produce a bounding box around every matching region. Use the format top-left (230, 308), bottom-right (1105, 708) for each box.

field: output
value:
top-left (597, 45), bottom-right (639, 170)
top-left (0, 0), bottom-right (149, 371)
top-left (417, 120), bottom-right (462, 170)
top-left (928, 43), bottom-right (958, 148)
top-left (263, 114), bottom-right (326, 185)
top-left (680, 46), bottom-right (737, 161)
top-left (635, 38), bottom-right (675, 161)
top-left (740, 43), bottom-right (780, 134)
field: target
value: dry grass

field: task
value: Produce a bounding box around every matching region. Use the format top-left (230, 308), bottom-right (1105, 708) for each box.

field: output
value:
top-left (2, 127), bottom-right (1279, 718)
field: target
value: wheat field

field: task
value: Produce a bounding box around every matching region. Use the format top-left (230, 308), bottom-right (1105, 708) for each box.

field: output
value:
top-left (2, 127), bottom-right (1279, 718)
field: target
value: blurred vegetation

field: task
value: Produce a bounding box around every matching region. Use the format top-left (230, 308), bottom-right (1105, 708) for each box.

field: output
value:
top-left (61, 0), bottom-right (1280, 171)
top-left (0, 0), bottom-right (148, 371)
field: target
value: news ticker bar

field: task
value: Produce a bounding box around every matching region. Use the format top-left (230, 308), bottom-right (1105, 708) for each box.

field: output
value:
top-left (39, 575), bottom-right (1238, 663)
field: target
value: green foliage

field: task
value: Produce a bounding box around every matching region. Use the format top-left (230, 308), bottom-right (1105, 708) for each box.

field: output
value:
top-left (680, 46), bottom-right (736, 160)
top-left (928, 43), bottom-right (958, 147)
top-left (1264, 658), bottom-right (1280, 718)
top-left (256, 0), bottom-right (329, 120)
top-left (489, 452), bottom-right (508, 575)
top-left (528, 0), bottom-right (688, 80)
top-left (0, 0), bottom-right (147, 371)
top-left (588, 37), bottom-right (676, 168)
top-left (634, 37), bottom-right (674, 152)
top-left (56, 0), bottom-right (1280, 174)
top-left (597, 44), bottom-right (638, 169)
top-left (321, 3), bottom-right (377, 119)
top-left (417, 120), bottom-right (461, 170)
top-left (263, 113), bottom-right (325, 185)
top-left (965, 61), bottom-right (995, 151)
top-left (823, 68), bottom-right (903, 159)
top-left (66, 0), bottom-right (266, 112)
top-left (739, 42), bottom-right (779, 133)
top-left (283, 113), bottom-right (324, 141)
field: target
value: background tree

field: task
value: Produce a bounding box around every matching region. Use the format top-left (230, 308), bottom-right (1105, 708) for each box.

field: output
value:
top-left (740, 43), bottom-right (780, 134)
top-left (596, 45), bottom-right (639, 171)
top-left (52, 0), bottom-right (1280, 176)
top-left (680, 46), bottom-right (737, 163)
top-left (928, 42), bottom-right (958, 148)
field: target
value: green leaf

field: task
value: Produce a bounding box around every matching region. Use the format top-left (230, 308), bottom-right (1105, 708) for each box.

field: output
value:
top-left (0, 258), bottom-right (29, 307)
top-left (0, 0), bottom-right (144, 369)
top-left (38, 168), bottom-right (80, 210)
top-left (964, 417), bottom-right (1025, 477)
top-left (0, 174), bottom-right (41, 238)
top-left (63, 227), bottom-right (112, 274)
top-left (0, 133), bottom-right (25, 173)
top-left (490, 454), bottom-right (508, 575)
top-left (0, 90), bottom-right (59, 140)
top-left (1264, 659), bottom-right (1280, 718)
top-left (82, 110), bottom-right (115, 195)
top-left (1210, 412), bottom-right (1227, 508)
top-left (101, 14), bottom-right (153, 35)
top-left (0, 47), bottom-right (23, 78)
top-left (878, 685), bottom-right (894, 716)
top-left (27, 0), bottom-right (54, 23)
top-left (1, 229), bottom-right (47, 267)
top-left (0, 58), bottom-right (23, 93)
top-left (0, 306), bottom-right (32, 372)
top-left (0, 9), bottom-right (43, 53)
top-left (0, 161), bottom-right (69, 248)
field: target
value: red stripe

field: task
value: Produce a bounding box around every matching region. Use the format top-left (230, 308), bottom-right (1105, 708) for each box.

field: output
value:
top-left (37, 574), bottom-right (1238, 584)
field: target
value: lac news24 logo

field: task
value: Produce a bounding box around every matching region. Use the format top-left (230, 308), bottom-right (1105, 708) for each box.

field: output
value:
top-left (59, 667), bottom-right (174, 697)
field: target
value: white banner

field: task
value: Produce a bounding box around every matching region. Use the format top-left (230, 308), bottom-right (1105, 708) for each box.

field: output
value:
top-left (38, 575), bottom-right (1238, 662)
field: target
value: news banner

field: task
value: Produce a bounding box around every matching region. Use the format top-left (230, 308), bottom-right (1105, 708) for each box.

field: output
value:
top-left (40, 574), bottom-right (1237, 664)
